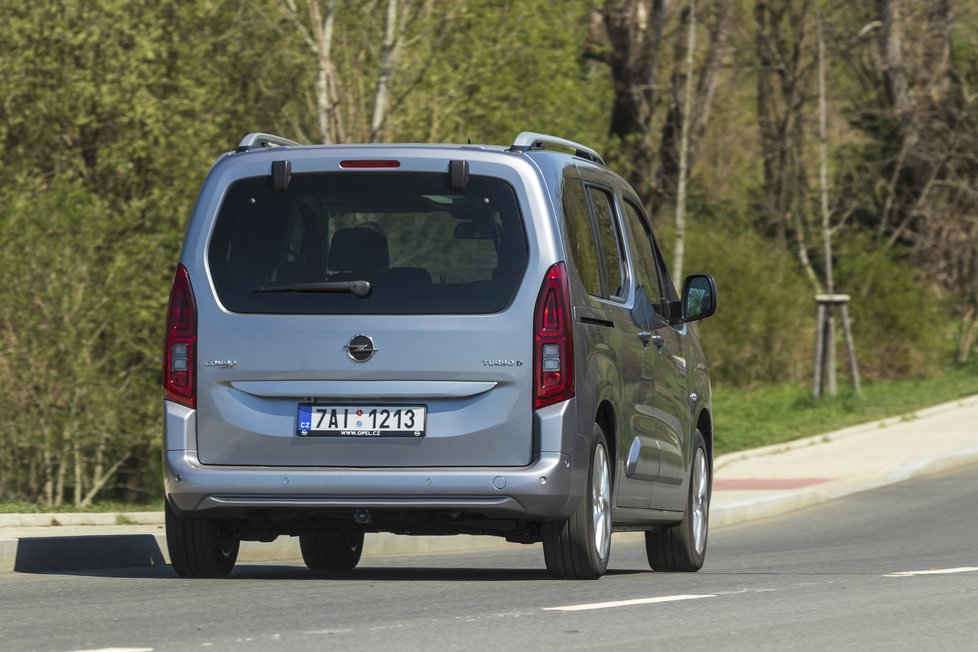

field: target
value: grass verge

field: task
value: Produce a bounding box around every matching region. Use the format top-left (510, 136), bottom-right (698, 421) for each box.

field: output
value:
top-left (714, 358), bottom-right (978, 454)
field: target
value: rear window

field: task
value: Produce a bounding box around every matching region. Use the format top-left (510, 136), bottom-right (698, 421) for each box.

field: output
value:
top-left (208, 172), bottom-right (528, 314)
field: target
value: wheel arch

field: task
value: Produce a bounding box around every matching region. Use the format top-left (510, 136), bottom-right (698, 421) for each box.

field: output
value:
top-left (594, 400), bottom-right (617, 485)
top-left (696, 408), bottom-right (714, 470)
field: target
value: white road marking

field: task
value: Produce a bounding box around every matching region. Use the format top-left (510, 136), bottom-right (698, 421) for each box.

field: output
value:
top-left (544, 594), bottom-right (716, 612)
top-left (68, 648), bottom-right (154, 652)
top-left (303, 629), bottom-right (352, 635)
top-left (884, 566), bottom-right (978, 577)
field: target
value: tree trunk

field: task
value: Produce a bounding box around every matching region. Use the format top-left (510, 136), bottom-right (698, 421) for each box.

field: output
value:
top-left (42, 446), bottom-right (54, 506)
top-left (598, 0), bottom-right (669, 205)
top-left (672, 0), bottom-right (697, 283)
top-left (54, 441), bottom-right (66, 507)
top-left (657, 0), bottom-right (733, 215)
top-left (79, 454), bottom-right (127, 508)
top-left (309, 0), bottom-right (338, 144)
top-left (73, 438), bottom-right (83, 507)
top-left (816, 12), bottom-right (833, 297)
top-left (754, 0), bottom-right (812, 249)
top-left (688, 0), bottom-right (734, 166)
top-left (369, 0), bottom-right (401, 142)
top-left (878, 0), bottom-right (916, 147)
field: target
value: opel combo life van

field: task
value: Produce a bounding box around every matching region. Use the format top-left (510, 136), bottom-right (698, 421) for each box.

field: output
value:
top-left (163, 132), bottom-right (717, 579)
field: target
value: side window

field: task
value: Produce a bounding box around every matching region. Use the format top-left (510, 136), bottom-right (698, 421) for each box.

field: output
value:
top-left (561, 179), bottom-right (602, 297)
top-left (623, 200), bottom-right (668, 322)
top-left (586, 186), bottom-right (626, 299)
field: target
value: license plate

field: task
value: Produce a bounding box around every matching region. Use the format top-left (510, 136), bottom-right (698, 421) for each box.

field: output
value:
top-left (297, 404), bottom-right (426, 437)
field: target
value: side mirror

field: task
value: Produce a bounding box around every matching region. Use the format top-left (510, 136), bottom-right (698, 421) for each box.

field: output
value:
top-left (681, 273), bottom-right (717, 322)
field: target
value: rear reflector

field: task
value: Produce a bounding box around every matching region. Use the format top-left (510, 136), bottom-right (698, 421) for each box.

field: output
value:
top-left (339, 160), bottom-right (401, 168)
top-left (533, 263), bottom-right (575, 409)
top-left (163, 264), bottom-right (197, 409)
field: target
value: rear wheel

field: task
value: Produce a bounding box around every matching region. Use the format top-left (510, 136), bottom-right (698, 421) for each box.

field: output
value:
top-left (165, 500), bottom-right (239, 578)
top-left (543, 423), bottom-right (612, 580)
top-left (645, 429), bottom-right (710, 571)
top-left (299, 528), bottom-right (365, 571)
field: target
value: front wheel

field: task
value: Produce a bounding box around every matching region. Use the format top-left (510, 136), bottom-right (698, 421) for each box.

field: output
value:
top-left (543, 423), bottom-right (612, 580)
top-left (165, 500), bottom-right (240, 578)
top-left (645, 429), bottom-right (710, 572)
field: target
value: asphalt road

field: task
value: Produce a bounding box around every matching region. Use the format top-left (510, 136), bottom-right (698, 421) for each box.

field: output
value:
top-left (2, 465), bottom-right (977, 652)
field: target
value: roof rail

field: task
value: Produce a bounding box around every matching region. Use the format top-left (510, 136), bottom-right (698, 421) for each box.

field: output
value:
top-left (236, 133), bottom-right (301, 152)
top-left (509, 132), bottom-right (605, 166)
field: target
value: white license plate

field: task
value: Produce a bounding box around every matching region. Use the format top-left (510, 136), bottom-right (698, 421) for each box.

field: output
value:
top-left (297, 405), bottom-right (426, 437)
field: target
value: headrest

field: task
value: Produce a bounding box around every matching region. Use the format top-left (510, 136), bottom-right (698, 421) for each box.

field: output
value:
top-left (328, 226), bottom-right (389, 273)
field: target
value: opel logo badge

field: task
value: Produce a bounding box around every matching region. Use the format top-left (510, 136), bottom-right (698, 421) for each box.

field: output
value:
top-left (345, 334), bottom-right (378, 362)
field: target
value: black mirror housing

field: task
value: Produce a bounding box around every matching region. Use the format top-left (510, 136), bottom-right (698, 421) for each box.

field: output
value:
top-left (681, 273), bottom-right (717, 323)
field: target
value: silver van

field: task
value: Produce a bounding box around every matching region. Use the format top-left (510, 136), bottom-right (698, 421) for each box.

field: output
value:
top-left (163, 132), bottom-right (717, 579)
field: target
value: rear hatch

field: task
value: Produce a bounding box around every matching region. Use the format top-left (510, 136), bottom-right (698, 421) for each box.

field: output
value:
top-left (194, 160), bottom-right (536, 467)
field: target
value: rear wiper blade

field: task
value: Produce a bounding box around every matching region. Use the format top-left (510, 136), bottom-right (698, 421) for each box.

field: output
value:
top-left (250, 280), bottom-right (372, 298)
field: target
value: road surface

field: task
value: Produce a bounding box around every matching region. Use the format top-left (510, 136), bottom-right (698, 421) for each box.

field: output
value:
top-left (2, 465), bottom-right (977, 651)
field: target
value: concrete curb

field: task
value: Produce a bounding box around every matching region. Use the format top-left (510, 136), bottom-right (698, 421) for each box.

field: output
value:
top-left (0, 512), bottom-right (163, 528)
top-left (713, 393), bottom-right (978, 471)
top-left (711, 442), bottom-right (978, 530)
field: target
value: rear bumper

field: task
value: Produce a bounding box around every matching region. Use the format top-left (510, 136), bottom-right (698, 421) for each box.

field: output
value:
top-left (164, 449), bottom-right (580, 519)
top-left (163, 399), bottom-right (588, 521)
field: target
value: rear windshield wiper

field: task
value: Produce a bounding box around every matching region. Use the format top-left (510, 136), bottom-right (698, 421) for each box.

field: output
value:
top-left (250, 280), bottom-right (372, 298)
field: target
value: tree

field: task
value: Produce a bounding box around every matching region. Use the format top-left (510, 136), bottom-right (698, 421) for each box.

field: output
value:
top-left (590, 0), bottom-right (734, 216)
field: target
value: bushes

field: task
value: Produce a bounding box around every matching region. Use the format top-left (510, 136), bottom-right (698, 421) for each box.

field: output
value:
top-left (675, 219), bottom-right (814, 387)
top-left (835, 236), bottom-right (947, 380)
top-left (665, 220), bottom-right (949, 388)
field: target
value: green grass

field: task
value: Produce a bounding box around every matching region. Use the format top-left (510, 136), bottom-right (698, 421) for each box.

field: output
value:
top-left (714, 358), bottom-right (978, 455)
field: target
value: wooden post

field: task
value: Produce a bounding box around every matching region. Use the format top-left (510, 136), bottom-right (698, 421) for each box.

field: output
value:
top-left (813, 302), bottom-right (826, 399)
top-left (814, 294), bottom-right (861, 399)
top-left (840, 303), bottom-right (862, 397)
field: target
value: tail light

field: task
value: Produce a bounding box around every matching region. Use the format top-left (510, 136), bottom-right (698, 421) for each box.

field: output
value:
top-left (533, 262), bottom-right (575, 409)
top-left (164, 264), bottom-right (197, 409)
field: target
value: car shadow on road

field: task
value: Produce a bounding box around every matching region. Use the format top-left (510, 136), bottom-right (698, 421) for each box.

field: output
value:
top-left (38, 564), bottom-right (648, 582)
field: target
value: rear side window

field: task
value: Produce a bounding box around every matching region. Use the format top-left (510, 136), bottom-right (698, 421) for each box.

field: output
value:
top-left (561, 180), bottom-right (602, 296)
top-left (623, 199), bottom-right (669, 325)
top-left (208, 173), bottom-right (527, 314)
top-left (586, 186), bottom-right (626, 299)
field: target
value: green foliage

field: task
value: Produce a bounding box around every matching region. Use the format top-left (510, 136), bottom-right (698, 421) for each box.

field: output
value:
top-left (0, 0), bottom-right (264, 504)
top-left (0, 0), bottom-right (974, 506)
top-left (666, 217), bottom-right (815, 386)
top-left (395, 0), bottom-right (611, 146)
top-left (835, 235), bottom-right (947, 379)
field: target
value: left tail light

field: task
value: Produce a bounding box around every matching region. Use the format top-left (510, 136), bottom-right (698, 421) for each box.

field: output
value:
top-left (533, 262), bottom-right (575, 409)
top-left (163, 264), bottom-right (197, 409)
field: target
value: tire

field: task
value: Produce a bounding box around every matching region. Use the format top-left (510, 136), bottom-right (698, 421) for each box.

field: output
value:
top-left (645, 429), bottom-right (710, 572)
top-left (543, 423), bottom-right (612, 580)
top-left (299, 528), bottom-right (365, 571)
top-left (165, 500), bottom-right (240, 578)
